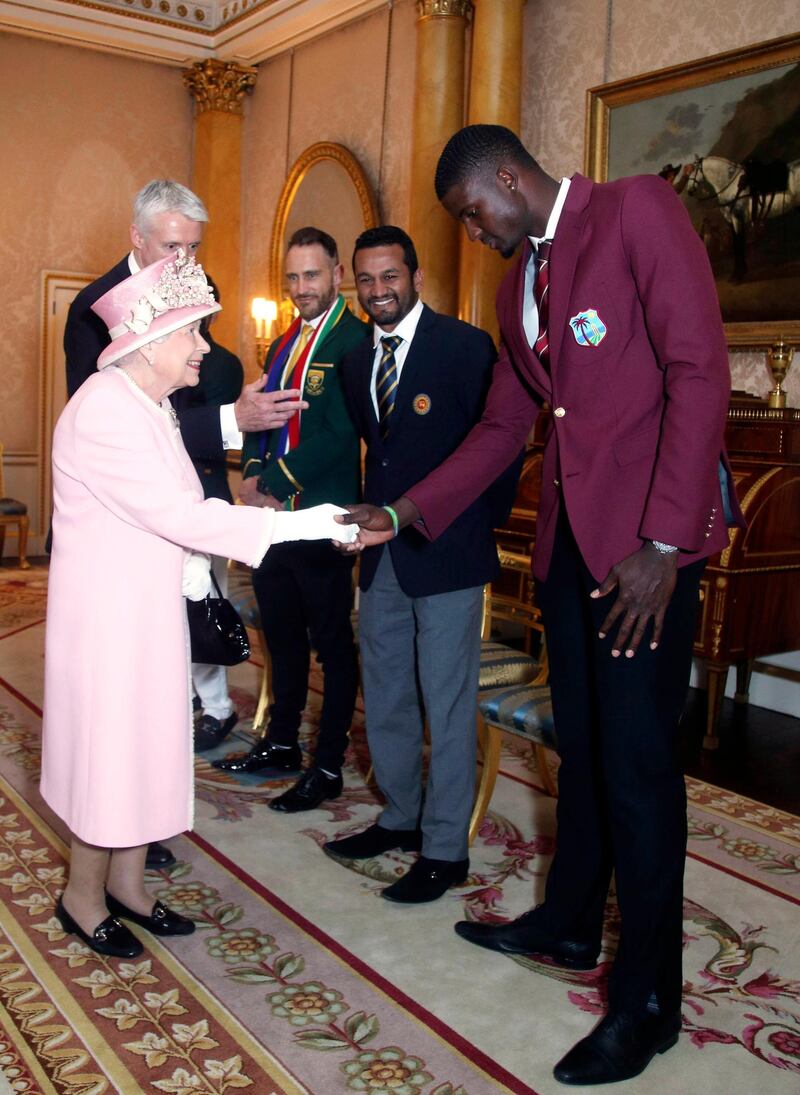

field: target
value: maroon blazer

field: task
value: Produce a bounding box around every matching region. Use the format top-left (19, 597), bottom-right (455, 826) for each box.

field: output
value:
top-left (406, 173), bottom-right (744, 582)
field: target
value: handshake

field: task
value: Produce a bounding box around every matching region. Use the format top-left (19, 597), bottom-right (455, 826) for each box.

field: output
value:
top-left (239, 484), bottom-right (413, 553)
top-left (270, 504), bottom-right (359, 545)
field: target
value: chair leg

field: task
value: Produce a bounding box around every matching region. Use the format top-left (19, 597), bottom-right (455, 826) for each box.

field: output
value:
top-left (251, 629), bottom-right (272, 735)
top-left (17, 516), bottom-right (30, 569)
top-left (469, 714), bottom-right (502, 846)
top-left (533, 743), bottom-right (558, 797)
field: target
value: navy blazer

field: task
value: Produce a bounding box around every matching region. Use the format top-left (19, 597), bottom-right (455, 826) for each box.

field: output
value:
top-left (177, 334), bottom-right (244, 503)
top-left (63, 255), bottom-right (224, 462)
top-left (341, 304), bottom-right (522, 598)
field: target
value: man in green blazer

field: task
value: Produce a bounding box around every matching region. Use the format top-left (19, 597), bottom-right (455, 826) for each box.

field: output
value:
top-left (215, 227), bottom-right (369, 812)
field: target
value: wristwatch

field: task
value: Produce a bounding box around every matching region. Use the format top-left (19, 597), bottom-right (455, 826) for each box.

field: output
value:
top-left (650, 540), bottom-right (678, 554)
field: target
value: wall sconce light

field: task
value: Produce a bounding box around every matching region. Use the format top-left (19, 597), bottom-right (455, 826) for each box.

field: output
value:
top-left (251, 297), bottom-right (278, 368)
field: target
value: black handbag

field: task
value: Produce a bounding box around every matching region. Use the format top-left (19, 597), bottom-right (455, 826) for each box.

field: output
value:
top-left (186, 570), bottom-right (251, 666)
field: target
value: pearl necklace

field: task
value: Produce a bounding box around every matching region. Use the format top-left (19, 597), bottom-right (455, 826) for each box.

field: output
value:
top-left (117, 366), bottom-right (179, 428)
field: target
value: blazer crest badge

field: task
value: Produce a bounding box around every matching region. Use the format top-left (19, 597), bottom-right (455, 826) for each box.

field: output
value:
top-left (413, 394), bottom-right (431, 415)
top-left (306, 369), bottom-right (326, 395)
top-left (569, 308), bottom-right (607, 347)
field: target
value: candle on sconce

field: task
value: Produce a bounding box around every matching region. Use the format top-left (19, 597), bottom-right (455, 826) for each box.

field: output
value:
top-left (251, 298), bottom-right (279, 367)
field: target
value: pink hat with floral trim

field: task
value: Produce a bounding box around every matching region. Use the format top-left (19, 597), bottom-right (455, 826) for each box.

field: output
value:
top-left (92, 250), bottom-right (221, 369)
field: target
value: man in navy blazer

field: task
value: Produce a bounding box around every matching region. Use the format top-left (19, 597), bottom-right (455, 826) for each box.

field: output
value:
top-left (324, 226), bottom-right (520, 904)
top-left (64, 179), bottom-right (304, 463)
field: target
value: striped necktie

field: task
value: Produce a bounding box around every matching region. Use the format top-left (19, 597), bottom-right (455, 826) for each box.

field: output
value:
top-left (377, 335), bottom-right (402, 440)
top-left (281, 324), bottom-right (313, 387)
top-left (533, 240), bottom-right (552, 369)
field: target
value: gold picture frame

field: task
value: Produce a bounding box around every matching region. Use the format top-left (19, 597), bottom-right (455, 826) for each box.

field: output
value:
top-left (269, 141), bottom-right (379, 311)
top-left (585, 32), bottom-right (800, 348)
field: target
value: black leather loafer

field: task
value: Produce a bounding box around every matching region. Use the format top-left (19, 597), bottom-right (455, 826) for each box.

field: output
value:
top-left (269, 767), bottom-right (342, 812)
top-left (105, 893), bottom-right (195, 936)
top-left (194, 711), bottom-right (238, 753)
top-left (553, 1008), bottom-right (681, 1085)
top-left (145, 841), bottom-right (176, 869)
top-left (453, 909), bottom-right (598, 969)
top-left (55, 896), bottom-right (143, 958)
top-left (212, 740), bottom-right (303, 775)
top-left (324, 823), bottom-right (423, 860)
top-left (382, 856), bottom-right (469, 904)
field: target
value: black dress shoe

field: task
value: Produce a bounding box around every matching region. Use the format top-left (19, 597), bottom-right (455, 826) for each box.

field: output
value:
top-left (194, 711), bottom-right (238, 753)
top-left (269, 767), bottom-right (343, 812)
top-left (454, 909), bottom-right (598, 969)
top-left (212, 740), bottom-right (303, 775)
top-left (55, 896), bottom-right (143, 958)
top-left (105, 893), bottom-right (195, 936)
top-left (553, 1008), bottom-right (681, 1085)
top-left (324, 823), bottom-right (423, 860)
top-left (145, 841), bottom-right (176, 870)
top-left (382, 856), bottom-right (469, 904)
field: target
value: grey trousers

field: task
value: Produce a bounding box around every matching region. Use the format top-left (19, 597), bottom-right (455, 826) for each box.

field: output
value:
top-left (359, 549), bottom-right (483, 861)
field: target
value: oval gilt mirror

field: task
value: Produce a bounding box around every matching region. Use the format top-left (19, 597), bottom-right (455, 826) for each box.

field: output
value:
top-left (270, 142), bottom-right (379, 327)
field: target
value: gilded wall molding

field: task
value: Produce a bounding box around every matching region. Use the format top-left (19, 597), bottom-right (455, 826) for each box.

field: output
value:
top-left (417, 0), bottom-right (472, 20)
top-left (183, 59), bottom-right (257, 114)
top-left (269, 142), bottom-right (379, 301)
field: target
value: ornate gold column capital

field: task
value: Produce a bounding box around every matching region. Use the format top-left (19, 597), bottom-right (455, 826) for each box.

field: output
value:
top-left (183, 59), bottom-right (257, 115)
top-left (417, 0), bottom-right (472, 21)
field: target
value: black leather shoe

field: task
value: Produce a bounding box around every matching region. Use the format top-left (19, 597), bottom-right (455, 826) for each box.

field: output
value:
top-left (269, 767), bottom-right (343, 812)
top-left (194, 711), bottom-right (238, 753)
top-left (55, 896), bottom-right (143, 958)
top-left (145, 841), bottom-right (176, 870)
top-left (553, 1009), bottom-right (681, 1085)
top-left (324, 823), bottom-right (423, 860)
top-left (212, 740), bottom-right (303, 774)
top-left (454, 909), bottom-right (598, 969)
top-left (382, 856), bottom-right (469, 904)
top-left (105, 893), bottom-right (195, 936)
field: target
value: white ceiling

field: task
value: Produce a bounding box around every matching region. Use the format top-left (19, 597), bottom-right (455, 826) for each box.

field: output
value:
top-left (0, 0), bottom-right (387, 65)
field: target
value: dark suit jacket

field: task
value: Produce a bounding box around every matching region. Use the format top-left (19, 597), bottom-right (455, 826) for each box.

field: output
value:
top-left (341, 305), bottom-right (522, 598)
top-left (406, 174), bottom-right (744, 582)
top-left (175, 334), bottom-right (244, 503)
top-left (241, 303), bottom-right (368, 510)
top-left (63, 254), bottom-right (224, 462)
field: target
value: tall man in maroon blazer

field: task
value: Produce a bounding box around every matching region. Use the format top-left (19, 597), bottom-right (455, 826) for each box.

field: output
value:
top-left (338, 126), bottom-right (743, 1086)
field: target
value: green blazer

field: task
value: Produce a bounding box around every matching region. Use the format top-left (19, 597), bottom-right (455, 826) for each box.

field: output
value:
top-left (241, 301), bottom-right (369, 510)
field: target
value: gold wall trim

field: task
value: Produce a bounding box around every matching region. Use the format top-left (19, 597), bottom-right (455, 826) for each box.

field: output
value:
top-left (417, 0), bottom-right (472, 20)
top-left (269, 142), bottom-right (379, 301)
top-left (29, 0), bottom-right (217, 36)
top-left (183, 58), bottom-right (257, 113)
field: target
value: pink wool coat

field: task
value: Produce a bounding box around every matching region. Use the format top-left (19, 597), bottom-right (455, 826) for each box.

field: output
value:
top-left (41, 368), bottom-right (274, 847)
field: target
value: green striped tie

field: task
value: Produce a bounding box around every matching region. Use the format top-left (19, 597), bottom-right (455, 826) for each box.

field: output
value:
top-left (377, 335), bottom-right (402, 440)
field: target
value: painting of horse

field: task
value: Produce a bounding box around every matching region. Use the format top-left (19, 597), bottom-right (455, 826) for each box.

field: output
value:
top-left (686, 156), bottom-right (800, 281)
top-left (585, 33), bottom-right (800, 344)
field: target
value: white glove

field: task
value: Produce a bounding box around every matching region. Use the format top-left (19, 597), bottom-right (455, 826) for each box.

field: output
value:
top-left (271, 504), bottom-right (359, 544)
top-left (182, 551), bottom-right (212, 600)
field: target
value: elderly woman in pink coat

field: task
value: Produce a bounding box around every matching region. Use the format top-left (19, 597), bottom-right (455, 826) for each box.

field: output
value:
top-left (41, 251), bottom-right (354, 959)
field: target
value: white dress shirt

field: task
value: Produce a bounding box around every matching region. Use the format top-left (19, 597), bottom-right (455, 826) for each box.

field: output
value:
top-left (128, 251), bottom-right (241, 448)
top-left (522, 177), bottom-right (571, 348)
top-left (369, 297), bottom-right (425, 419)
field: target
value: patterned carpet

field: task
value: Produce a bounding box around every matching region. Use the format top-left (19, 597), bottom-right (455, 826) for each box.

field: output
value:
top-left (0, 564), bottom-right (798, 1094)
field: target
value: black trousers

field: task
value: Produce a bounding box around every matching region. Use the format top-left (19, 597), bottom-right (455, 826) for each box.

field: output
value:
top-left (251, 540), bottom-right (359, 774)
top-left (534, 508), bottom-right (704, 1016)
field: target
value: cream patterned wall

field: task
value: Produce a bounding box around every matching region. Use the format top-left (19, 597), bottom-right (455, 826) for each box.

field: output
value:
top-left (238, 0), bottom-right (416, 378)
top-left (0, 32), bottom-right (194, 458)
top-left (522, 0), bottom-right (800, 406)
